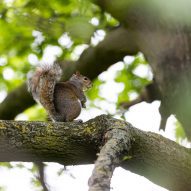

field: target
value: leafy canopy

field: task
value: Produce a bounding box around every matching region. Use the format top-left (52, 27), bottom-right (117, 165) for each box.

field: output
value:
top-left (0, 0), bottom-right (150, 121)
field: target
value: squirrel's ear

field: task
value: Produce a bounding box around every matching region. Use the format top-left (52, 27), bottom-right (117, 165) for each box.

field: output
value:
top-left (75, 71), bottom-right (81, 76)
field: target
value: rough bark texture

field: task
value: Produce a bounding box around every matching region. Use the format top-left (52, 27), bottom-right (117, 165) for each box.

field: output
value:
top-left (0, 119), bottom-right (100, 164)
top-left (88, 126), bottom-right (132, 191)
top-left (0, 115), bottom-right (191, 191)
top-left (123, 129), bottom-right (191, 191)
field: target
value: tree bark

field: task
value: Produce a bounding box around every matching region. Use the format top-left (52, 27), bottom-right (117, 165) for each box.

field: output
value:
top-left (0, 115), bottom-right (191, 191)
top-left (88, 126), bottom-right (132, 191)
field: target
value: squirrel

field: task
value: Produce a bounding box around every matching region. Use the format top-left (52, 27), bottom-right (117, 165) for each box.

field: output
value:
top-left (27, 63), bottom-right (92, 122)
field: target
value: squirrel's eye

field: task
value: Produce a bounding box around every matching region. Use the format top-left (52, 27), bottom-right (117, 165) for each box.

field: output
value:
top-left (84, 77), bottom-right (88, 81)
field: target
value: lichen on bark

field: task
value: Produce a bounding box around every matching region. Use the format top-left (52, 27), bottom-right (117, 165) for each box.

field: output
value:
top-left (0, 115), bottom-right (191, 191)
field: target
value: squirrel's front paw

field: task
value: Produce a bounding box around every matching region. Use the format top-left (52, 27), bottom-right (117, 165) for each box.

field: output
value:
top-left (74, 119), bottom-right (83, 123)
top-left (82, 103), bottom-right (86, 108)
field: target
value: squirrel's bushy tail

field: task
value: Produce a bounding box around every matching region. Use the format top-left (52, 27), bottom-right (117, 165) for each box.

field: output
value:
top-left (27, 63), bottom-right (62, 120)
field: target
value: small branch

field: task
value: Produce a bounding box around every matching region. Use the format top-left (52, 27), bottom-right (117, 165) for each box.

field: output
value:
top-left (120, 82), bottom-right (169, 132)
top-left (35, 162), bottom-right (49, 191)
top-left (120, 82), bottom-right (161, 109)
top-left (158, 101), bottom-right (170, 131)
top-left (88, 127), bottom-right (132, 191)
top-left (120, 96), bottom-right (142, 109)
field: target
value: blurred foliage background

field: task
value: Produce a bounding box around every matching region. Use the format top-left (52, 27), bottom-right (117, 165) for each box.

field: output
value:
top-left (0, 0), bottom-right (151, 121)
top-left (0, 0), bottom-right (186, 190)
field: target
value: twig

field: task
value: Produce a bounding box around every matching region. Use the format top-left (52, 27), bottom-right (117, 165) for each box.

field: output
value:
top-left (35, 162), bottom-right (49, 191)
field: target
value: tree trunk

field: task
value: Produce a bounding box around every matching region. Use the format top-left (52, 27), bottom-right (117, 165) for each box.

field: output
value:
top-left (95, 0), bottom-right (191, 138)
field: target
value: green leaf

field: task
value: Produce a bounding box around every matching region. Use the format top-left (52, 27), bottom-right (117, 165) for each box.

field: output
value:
top-left (0, 162), bottom-right (13, 168)
top-left (123, 155), bottom-right (132, 161)
top-left (66, 16), bottom-right (94, 42)
top-left (86, 78), bottom-right (104, 100)
top-left (175, 121), bottom-right (186, 141)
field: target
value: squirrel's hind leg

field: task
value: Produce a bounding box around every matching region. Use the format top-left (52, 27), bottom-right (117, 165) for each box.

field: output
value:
top-left (51, 114), bottom-right (67, 122)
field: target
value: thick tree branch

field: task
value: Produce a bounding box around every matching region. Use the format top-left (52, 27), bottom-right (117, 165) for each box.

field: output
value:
top-left (0, 84), bottom-right (35, 120)
top-left (76, 27), bottom-right (139, 78)
top-left (0, 115), bottom-right (190, 191)
top-left (123, 128), bottom-right (191, 191)
top-left (0, 27), bottom-right (138, 120)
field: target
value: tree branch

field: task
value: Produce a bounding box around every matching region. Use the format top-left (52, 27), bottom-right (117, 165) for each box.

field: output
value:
top-left (0, 84), bottom-right (35, 120)
top-left (76, 27), bottom-right (139, 79)
top-left (120, 82), bottom-right (161, 109)
top-left (88, 127), bottom-right (132, 191)
top-left (35, 162), bottom-right (49, 191)
top-left (0, 115), bottom-right (190, 190)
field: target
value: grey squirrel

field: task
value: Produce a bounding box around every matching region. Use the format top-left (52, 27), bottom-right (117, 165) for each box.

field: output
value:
top-left (27, 63), bottom-right (92, 122)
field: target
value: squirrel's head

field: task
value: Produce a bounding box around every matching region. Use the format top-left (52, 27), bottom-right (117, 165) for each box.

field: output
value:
top-left (70, 71), bottom-right (92, 91)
